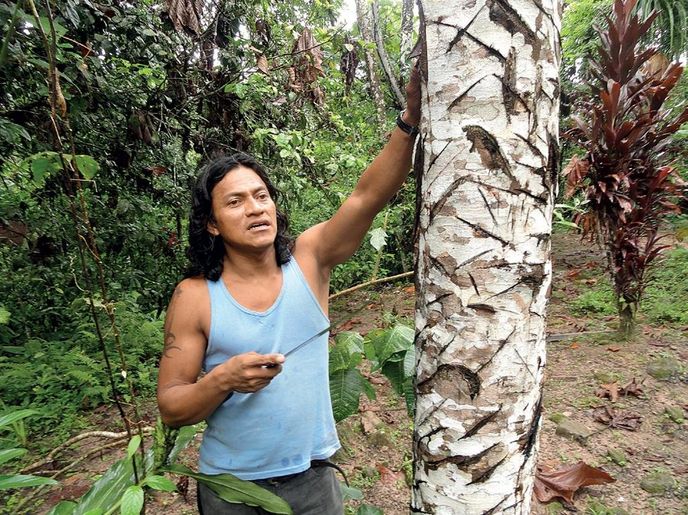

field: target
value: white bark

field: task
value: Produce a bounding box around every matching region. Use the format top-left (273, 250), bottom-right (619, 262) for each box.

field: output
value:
top-left (412, 0), bottom-right (562, 513)
top-left (355, 0), bottom-right (387, 128)
top-left (372, 0), bottom-right (406, 107)
top-left (400, 0), bottom-right (415, 79)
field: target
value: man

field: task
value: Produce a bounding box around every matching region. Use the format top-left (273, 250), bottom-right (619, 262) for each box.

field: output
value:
top-left (157, 67), bottom-right (420, 514)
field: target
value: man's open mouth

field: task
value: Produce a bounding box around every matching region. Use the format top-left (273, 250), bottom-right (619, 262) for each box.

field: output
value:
top-left (248, 222), bottom-right (270, 231)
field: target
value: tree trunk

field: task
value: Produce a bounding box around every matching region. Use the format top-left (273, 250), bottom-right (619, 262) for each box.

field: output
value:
top-left (372, 0), bottom-right (406, 107)
top-left (355, 0), bottom-right (387, 128)
top-left (412, 0), bottom-right (562, 513)
top-left (400, 0), bottom-right (414, 82)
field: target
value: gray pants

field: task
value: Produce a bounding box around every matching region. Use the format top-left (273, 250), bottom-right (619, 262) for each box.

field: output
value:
top-left (197, 464), bottom-right (344, 514)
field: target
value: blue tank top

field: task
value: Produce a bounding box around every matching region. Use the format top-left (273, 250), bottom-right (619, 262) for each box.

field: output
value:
top-left (198, 257), bottom-right (340, 480)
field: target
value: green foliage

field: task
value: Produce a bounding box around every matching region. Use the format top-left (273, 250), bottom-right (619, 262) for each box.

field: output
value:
top-left (572, 281), bottom-right (617, 316)
top-left (329, 322), bottom-right (416, 421)
top-left (365, 324), bottom-right (415, 415)
top-left (572, 248), bottom-right (688, 324)
top-left (641, 248), bottom-right (688, 324)
top-left (635, 0), bottom-right (688, 59)
top-left (329, 332), bottom-right (376, 422)
top-left (0, 409), bottom-right (57, 492)
top-left (0, 295), bottom-right (163, 440)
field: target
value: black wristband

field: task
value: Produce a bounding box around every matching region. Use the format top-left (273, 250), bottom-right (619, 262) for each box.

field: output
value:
top-left (396, 110), bottom-right (419, 138)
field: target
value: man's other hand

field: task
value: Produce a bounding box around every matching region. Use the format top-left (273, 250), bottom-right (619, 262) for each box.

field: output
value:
top-left (403, 61), bottom-right (421, 127)
top-left (220, 352), bottom-right (285, 393)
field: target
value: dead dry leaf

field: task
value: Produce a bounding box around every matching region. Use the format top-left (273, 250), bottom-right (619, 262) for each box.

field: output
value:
top-left (596, 382), bottom-right (619, 402)
top-left (606, 346), bottom-right (621, 352)
top-left (534, 461), bottom-right (615, 504)
top-left (360, 410), bottom-right (383, 434)
top-left (256, 54), bottom-right (269, 74)
top-left (376, 464), bottom-right (404, 484)
top-left (593, 406), bottom-right (642, 431)
top-left (619, 377), bottom-right (644, 397)
top-left (338, 317), bottom-right (361, 331)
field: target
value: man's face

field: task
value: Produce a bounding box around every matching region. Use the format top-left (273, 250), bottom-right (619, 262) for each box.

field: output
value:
top-left (207, 166), bottom-right (278, 253)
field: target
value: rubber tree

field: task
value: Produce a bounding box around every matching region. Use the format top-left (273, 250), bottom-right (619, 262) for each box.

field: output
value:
top-left (412, 0), bottom-right (562, 513)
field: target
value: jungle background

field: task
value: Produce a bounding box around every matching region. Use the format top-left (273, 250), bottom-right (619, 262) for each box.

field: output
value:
top-left (0, 0), bottom-right (687, 513)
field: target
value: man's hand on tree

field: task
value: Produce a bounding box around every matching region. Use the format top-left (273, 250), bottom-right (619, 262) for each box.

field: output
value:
top-left (403, 61), bottom-right (421, 127)
top-left (219, 352), bottom-right (285, 393)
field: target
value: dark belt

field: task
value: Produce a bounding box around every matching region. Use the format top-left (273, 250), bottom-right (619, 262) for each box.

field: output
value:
top-left (258, 459), bottom-right (349, 487)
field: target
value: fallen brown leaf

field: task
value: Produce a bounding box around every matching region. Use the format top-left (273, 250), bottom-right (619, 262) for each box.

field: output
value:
top-left (566, 268), bottom-right (582, 280)
top-left (619, 377), bottom-right (644, 397)
top-left (606, 346), bottom-right (621, 352)
top-left (367, 375), bottom-right (387, 385)
top-left (360, 410), bottom-right (383, 435)
top-left (570, 342), bottom-right (580, 350)
top-left (338, 317), bottom-right (361, 331)
top-left (376, 464), bottom-right (404, 484)
top-left (596, 382), bottom-right (619, 402)
top-left (534, 461), bottom-right (615, 504)
top-left (593, 406), bottom-right (642, 431)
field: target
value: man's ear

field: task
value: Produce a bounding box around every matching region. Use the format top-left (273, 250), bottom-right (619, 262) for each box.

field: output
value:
top-left (207, 219), bottom-right (220, 237)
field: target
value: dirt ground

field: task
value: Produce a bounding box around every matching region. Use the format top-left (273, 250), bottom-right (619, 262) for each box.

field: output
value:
top-left (27, 231), bottom-right (688, 515)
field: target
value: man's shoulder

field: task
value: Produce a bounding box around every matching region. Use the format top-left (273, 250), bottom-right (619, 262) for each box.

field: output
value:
top-left (172, 276), bottom-right (210, 308)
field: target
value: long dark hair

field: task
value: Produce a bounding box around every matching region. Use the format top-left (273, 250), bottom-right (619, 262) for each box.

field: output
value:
top-left (186, 153), bottom-right (293, 280)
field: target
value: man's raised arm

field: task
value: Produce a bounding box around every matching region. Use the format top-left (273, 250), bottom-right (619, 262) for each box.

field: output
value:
top-left (298, 65), bottom-right (421, 270)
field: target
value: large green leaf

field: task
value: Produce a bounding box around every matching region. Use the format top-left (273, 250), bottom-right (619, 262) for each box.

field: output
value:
top-left (120, 485), bottom-right (144, 515)
top-left (73, 155), bottom-right (99, 180)
top-left (0, 408), bottom-right (39, 429)
top-left (340, 484), bottom-right (363, 501)
top-left (403, 346), bottom-right (416, 377)
top-left (369, 324), bottom-right (414, 364)
top-left (402, 377), bottom-right (415, 416)
top-left (126, 435), bottom-right (141, 458)
top-left (0, 473), bottom-right (58, 490)
top-left (73, 451), bottom-right (153, 515)
top-left (357, 504), bottom-right (384, 515)
top-left (0, 447), bottom-right (26, 465)
top-left (161, 464), bottom-right (292, 514)
top-left (381, 360), bottom-right (405, 395)
top-left (330, 368), bottom-right (368, 422)
top-left (47, 500), bottom-right (77, 515)
top-left (142, 475), bottom-right (176, 492)
top-left (334, 331), bottom-right (364, 353)
top-left (168, 425), bottom-right (197, 463)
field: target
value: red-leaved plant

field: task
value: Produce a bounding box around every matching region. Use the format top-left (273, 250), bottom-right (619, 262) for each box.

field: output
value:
top-left (565, 0), bottom-right (688, 336)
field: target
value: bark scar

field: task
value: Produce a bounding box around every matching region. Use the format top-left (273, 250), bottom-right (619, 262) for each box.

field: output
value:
top-left (463, 125), bottom-right (513, 180)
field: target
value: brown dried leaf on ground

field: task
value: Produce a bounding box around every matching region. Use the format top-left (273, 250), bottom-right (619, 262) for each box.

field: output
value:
top-left (593, 406), bottom-right (642, 430)
top-left (535, 461), bottom-right (615, 504)
top-left (596, 382), bottom-right (620, 402)
top-left (375, 464), bottom-right (404, 484)
top-left (620, 377), bottom-right (644, 397)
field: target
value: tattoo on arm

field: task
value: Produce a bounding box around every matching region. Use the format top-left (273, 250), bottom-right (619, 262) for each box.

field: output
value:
top-left (162, 286), bottom-right (183, 359)
top-left (163, 330), bottom-right (182, 358)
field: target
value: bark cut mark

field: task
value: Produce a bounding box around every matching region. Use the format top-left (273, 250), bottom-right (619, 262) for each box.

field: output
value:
top-left (429, 175), bottom-right (466, 223)
top-left (444, 6), bottom-right (483, 54)
top-left (486, 0), bottom-right (541, 60)
top-left (501, 47), bottom-right (526, 119)
top-left (463, 125), bottom-right (513, 179)
top-left (449, 77), bottom-right (486, 111)
top-left (482, 494), bottom-right (512, 515)
top-left (417, 363), bottom-right (481, 400)
top-left (457, 216), bottom-right (510, 247)
top-left (460, 405), bottom-right (502, 439)
top-left (517, 394), bottom-right (542, 457)
top-left (477, 187), bottom-right (498, 226)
